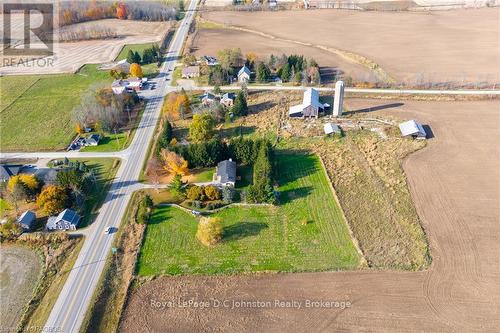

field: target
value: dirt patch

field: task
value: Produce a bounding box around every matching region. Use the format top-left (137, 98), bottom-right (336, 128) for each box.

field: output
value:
top-left (202, 8), bottom-right (500, 85)
top-left (0, 246), bottom-right (42, 329)
top-left (0, 17), bottom-right (171, 75)
top-left (120, 100), bottom-right (500, 332)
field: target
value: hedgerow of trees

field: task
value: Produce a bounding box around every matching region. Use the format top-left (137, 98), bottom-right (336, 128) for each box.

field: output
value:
top-left (59, 1), bottom-right (178, 26)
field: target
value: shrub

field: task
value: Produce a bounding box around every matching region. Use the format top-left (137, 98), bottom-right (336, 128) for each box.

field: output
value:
top-left (206, 200), bottom-right (224, 210)
top-left (222, 186), bottom-right (235, 204)
top-left (192, 200), bottom-right (203, 209)
top-left (0, 218), bottom-right (23, 241)
top-left (136, 195), bottom-right (154, 224)
top-left (186, 185), bottom-right (204, 201)
top-left (204, 185), bottom-right (221, 201)
top-left (196, 217), bottom-right (222, 246)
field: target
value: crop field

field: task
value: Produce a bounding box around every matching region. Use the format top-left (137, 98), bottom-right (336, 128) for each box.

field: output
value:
top-left (0, 17), bottom-right (170, 75)
top-left (0, 65), bottom-right (110, 151)
top-left (136, 152), bottom-right (360, 276)
top-left (122, 99), bottom-right (500, 332)
top-left (202, 8), bottom-right (499, 85)
top-left (0, 247), bottom-right (42, 329)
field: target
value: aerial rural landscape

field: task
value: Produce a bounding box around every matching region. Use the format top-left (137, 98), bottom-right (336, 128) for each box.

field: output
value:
top-left (0, 0), bottom-right (499, 332)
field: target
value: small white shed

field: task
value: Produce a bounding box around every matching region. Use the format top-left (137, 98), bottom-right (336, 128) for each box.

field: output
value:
top-left (324, 123), bottom-right (341, 135)
top-left (399, 120), bottom-right (427, 139)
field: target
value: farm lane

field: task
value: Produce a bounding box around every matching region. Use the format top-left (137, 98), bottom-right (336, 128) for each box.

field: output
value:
top-left (41, 1), bottom-right (199, 332)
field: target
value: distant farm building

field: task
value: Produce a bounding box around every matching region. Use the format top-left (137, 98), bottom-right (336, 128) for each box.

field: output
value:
top-left (182, 66), bottom-right (200, 78)
top-left (399, 120), bottom-right (427, 139)
top-left (213, 159), bottom-right (237, 187)
top-left (111, 59), bottom-right (130, 73)
top-left (289, 88), bottom-right (328, 118)
top-left (237, 66), bottom-right (251, 83)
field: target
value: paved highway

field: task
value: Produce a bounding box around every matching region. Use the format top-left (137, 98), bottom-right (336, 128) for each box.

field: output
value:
top-left (42, 1), bottom-right (198, 332)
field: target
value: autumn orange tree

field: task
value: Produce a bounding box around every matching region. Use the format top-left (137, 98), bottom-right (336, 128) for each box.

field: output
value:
top-left (7, 174), bottom-right (41, 199)
top-left (159, 149), bottom-right (189, 176)
top-left (162, 92), bottom-right (180, 120)
top-left (130, 63), bottom-right (143, 78)
top-left (37, 185), bottom-right (68, 215)
top-left (116, 3), bottom-right (127, 19)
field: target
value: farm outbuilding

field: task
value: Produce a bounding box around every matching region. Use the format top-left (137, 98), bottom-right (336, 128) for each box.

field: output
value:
top-left (399, 120), bottom-right (427, 139)
top-left (289, 88), bottom-right (327, 118)
top-left (324, 123), bottom-right (341, 135)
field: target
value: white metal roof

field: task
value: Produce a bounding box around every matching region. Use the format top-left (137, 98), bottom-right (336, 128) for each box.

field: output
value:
top-left (324, 123), bottom-right (341, 135)
top-left (399, 120), bottom-right (426, 138)
top-left (303, 88), bottom-right (323, 109)
top-left (289, 104), bottom-right (305, 115)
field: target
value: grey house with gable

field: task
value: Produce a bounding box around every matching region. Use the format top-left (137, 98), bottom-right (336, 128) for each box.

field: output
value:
top-left (213, 159), bottom-right (237, 187)
top-left (47, 209), bottom-right (81, 231)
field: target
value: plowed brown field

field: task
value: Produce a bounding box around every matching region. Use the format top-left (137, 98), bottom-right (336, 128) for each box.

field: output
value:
top-left (120, 100), bottom-right (500, 332)
top-left (201, 8), bottom-right (500, 85)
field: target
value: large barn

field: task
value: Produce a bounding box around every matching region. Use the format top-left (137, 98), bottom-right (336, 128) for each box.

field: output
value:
top-left (289, 88), bottom-right (328, 118)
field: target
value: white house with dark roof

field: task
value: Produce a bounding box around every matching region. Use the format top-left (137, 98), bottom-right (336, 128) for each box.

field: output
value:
top-left (18, 210), bottom-right (36, 231)
top-left (201, 91), bottom-right (217, 105)
top-left (399, 120), bottom-right (427, 139)
top-left (289, 88), bottom-right (327, 118)
top-left (220, 92), bottom-right (236, 107)
top-left (46, 209), bottom-right (81, 231)
top-left (237, 66), bottom-right (251, 83)
top-left (213, 159), bottom-right (237, 187)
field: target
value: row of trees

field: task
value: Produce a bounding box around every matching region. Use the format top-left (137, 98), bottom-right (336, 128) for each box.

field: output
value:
top-left (73, 84), bottom-right (140, 133)
top-left (59, 1), bottom-right (178, 26)
top-left (126, 44), bottom-right (160, 65)
top-left (245, 141), bottom-right (276, 204)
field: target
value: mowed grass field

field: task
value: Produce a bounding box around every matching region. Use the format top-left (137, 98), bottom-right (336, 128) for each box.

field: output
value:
top-left (137, 152), bottom-right (360, 276)
top-left (0, 65), bottom-right (110, 151)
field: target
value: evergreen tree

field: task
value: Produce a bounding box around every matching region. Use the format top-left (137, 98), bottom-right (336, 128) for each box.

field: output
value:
top-left (256, 62), bottom-right (271, 83)
top-left (231, 90), bottom-right (248, 117)
top-left (280, 63), bottom-right (291, 82)
top-left (133, 51), bottom-right (142, 64)
top-left (126, 50), bottom-right (135, 64)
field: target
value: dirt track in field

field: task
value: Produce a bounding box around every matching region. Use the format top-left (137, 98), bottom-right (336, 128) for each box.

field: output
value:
top-left (120, 100), bottom-right (500, 332)
top-left (201, 8), bottom-right (500, 85)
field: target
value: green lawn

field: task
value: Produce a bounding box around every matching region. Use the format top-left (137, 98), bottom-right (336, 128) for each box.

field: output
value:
top-left (115, 43), bottom-right (161, 78)
top-left (68, 158), bottom-right (120, 227)
top-left (136, 152), bottom-right (360, 276)
top-left (190, 168), bottom-right (214, 183)
top-left (0, 65), bottom-right (110, 151)
top-left (0, 198), bottom-right (11, 216)
top-left (80, 132), bottom-right (129, 152)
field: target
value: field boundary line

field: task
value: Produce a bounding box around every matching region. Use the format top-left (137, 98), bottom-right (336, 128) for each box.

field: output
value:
top-left (317, 154), bottom-right (368, 267)
top-left (0, 77), bottom-right (41, 114)
top-left (157, 202), bottom-right (272, 214)
top-left (197, 17), bottom-right (395, 83)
